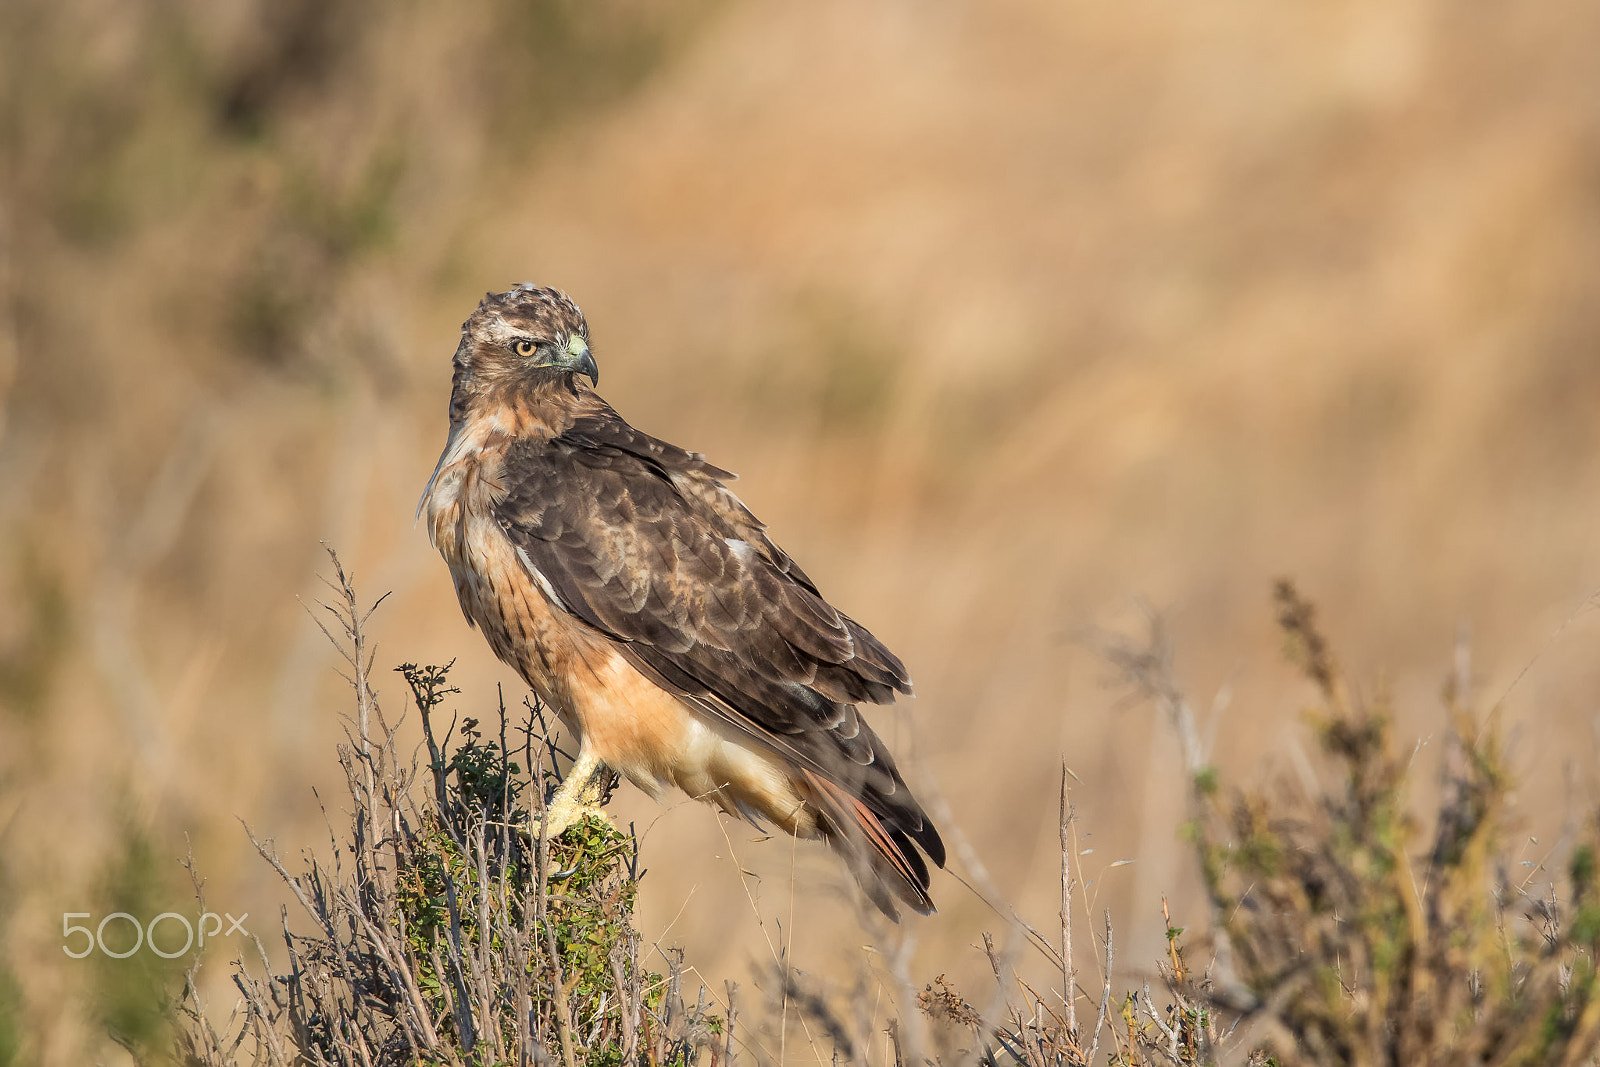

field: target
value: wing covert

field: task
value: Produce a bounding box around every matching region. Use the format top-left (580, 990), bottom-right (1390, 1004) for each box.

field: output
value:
top-left (494, 431), bottom-right (908, 714)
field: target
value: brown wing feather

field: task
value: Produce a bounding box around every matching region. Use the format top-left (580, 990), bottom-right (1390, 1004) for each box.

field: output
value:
top-left (492, 406), bottom-right (945, 905)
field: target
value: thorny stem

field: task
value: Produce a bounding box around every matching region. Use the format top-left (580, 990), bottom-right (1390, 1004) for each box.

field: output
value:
top-left (1059, 763), bottom-right (1078, 1041)
top-left (1088, 910), bottom-right (1113, 1065)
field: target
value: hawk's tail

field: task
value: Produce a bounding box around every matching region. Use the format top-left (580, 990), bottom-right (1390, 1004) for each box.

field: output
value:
top-left (803, 770), bottom-right (943, 921)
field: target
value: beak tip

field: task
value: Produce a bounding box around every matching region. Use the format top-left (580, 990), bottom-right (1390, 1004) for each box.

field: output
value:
top-left (566, 336), bottom-right (599, 385)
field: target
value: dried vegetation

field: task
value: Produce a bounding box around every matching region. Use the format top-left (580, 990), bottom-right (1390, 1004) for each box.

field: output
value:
top-left (167, 560), bottom-right (1600, 1066)
top-left (903, 582), bottom-right (1600, 1066)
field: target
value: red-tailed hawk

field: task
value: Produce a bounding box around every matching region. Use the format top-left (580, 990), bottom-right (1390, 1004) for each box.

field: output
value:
top-left (420, 284), bottom-right (943, 917)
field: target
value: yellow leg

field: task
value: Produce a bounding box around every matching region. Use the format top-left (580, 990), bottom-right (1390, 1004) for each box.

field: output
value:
top-left (529, 748), bottom-right (614, 840)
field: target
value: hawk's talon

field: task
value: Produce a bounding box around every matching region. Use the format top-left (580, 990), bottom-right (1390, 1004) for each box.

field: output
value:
top-left (522, 805), bottom-right (613, 843)
top-left (521, 748), bottom-right (614, 842)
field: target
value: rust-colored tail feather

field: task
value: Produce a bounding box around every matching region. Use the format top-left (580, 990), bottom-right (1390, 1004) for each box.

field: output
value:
top-left (804, 770), bottom-right (939, 920)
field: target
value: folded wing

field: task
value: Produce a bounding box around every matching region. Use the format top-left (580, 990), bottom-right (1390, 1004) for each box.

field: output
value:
top-left (494, 407), bottom-right (944, 914)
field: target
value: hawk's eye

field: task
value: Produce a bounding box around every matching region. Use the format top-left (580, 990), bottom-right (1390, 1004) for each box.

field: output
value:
top-left (513, 339), bottom-right (538, 358)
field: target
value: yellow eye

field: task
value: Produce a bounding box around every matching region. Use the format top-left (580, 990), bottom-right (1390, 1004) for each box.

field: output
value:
top-left (513, 339), bottom-right (537, 358)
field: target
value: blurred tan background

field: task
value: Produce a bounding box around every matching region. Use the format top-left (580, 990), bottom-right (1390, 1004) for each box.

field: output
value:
top-left (4, 0), bottom-right (1600, 1060)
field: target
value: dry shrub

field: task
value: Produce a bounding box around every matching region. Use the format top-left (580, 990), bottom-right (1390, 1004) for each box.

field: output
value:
top-left (907, 582), bottom-right (1600, 1066)
top-left (175, 554), bottom-right (726, 1067)
top-left (1174, 582), bottom-right (1600, 1065)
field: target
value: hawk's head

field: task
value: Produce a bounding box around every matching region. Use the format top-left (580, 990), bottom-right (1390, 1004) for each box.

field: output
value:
top-left (448, 284), bottom-right (598, 417)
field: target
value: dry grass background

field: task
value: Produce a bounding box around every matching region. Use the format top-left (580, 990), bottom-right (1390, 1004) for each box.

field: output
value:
top-left (3, 0), bottom-right (1600, 1061)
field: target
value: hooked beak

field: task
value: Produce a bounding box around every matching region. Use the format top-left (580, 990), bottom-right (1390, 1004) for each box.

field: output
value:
top-left (567, 336), bottom-right (598, 385)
